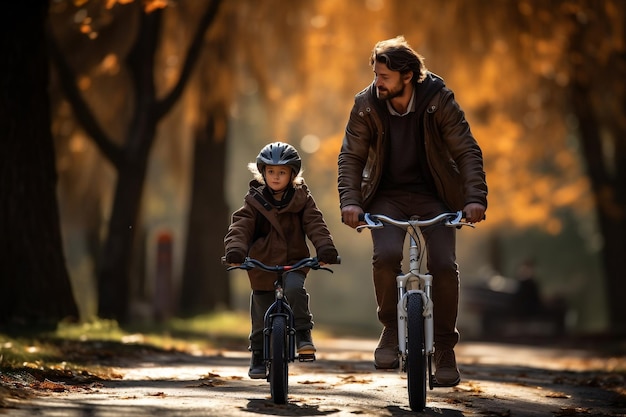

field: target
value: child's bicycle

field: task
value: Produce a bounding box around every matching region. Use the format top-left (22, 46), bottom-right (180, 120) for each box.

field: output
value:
top-left (356, 210), bottom-right (475, 411)
top-left (225, 257), bottom-right (336, 404)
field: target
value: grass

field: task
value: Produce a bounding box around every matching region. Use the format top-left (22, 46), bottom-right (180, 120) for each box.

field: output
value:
top-left (0, 309), bottom-right (367, 405)
top-left (2, 310), bottom-right (251, 359)
top-left (0, 310), bottom-right (252, 402)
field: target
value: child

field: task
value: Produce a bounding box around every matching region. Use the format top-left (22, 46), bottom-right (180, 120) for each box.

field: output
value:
top-left (224, 141), bottom-right (339, 379)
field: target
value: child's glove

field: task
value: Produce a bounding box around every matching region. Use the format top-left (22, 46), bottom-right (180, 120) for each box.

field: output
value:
top-left (225, 248), bottom-right (246, 264)
top-left (317, 245), bottom-right (339, 264)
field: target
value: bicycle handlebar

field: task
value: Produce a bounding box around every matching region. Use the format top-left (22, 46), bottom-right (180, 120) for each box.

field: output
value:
top-left (356, 210), bottom-right (475, 233)
top-left (224, 257), bottom-right (336, 274)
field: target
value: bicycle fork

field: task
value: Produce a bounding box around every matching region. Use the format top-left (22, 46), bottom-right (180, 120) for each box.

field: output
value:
top-left (397, 232), bottom-right (434, 366)
top-left (263, 284), bottom-right (296, 363)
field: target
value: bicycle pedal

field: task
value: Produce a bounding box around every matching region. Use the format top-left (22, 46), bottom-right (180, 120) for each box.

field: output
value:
top-left (298, 353), bottom-right (316, 362)
top-left (431, 378), bottom-right (460, 388)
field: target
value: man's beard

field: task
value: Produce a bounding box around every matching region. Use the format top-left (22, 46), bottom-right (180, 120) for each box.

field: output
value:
top-left (376, 83), bottom-right (405, 100)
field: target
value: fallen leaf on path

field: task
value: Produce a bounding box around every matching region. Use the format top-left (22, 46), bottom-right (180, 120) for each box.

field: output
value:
top-left (454, 380), bottom-right (483, 393)
top-left (33, 379), bottom-right (66, 392)
top-left (337, 375), bottom-right (371, 384)
top-left (186, 378), bottom-right (226, 387)
top-left (480, 409), bottom-right (510, 416)
top-left (554, 407), bottom-right (591, 415)
top-left (202, 379), bottom-right (226, 387)
top-left (200, 372), bottom-right (220, 379)
top-left (546, 391), bottom-right (571, 398)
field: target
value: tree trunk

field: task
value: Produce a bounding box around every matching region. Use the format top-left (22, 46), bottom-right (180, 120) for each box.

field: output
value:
top-left (97, 156), bottom-right (152, 322)
top-left (0, 0), bottom-right (78, 326)
top-left (180, 109), bottom-right (231, 316)
top-left (573, 86), bottom-right (626, 333)
top-left (568, 5), bottom-right (626, 333)
top-left (95, 7), bottom-right (160, 323)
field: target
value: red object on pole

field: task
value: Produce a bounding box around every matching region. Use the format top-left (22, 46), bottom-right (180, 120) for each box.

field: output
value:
top-left (154, 231), bottom-right (173, 321)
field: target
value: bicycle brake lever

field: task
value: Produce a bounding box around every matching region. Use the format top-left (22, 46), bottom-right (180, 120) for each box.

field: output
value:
top-left (446, 220), bottom-right (475, 229)
top-left (356, 213), bottom-right (384, 233)
top-left (445, 211), bottom-right (475, 229)
top-left (226, 258), bottom-right (255, 271)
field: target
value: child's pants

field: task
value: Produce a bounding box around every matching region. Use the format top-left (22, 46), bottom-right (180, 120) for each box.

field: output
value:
top-left (249, 271), bottom-right (312, 351)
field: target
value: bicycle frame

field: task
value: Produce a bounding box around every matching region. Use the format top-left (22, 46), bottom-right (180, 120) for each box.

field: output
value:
top-left (397, 225), bottom-right (435, 363)
top-left (357, 211), bottom-right (473, 410)
top-left (263, 276), bottom-right (297, 363)
top-left (225, 257), bottom-right (335, 404)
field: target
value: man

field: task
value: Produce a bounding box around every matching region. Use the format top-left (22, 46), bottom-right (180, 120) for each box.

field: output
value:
top-left (338, 36), bottom-right (487, 386)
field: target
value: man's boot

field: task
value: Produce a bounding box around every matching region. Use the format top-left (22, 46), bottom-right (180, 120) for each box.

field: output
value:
top-left (434, 348), bottom-right (460, 386)
top-left (374, 326), bottom-right (399, 369)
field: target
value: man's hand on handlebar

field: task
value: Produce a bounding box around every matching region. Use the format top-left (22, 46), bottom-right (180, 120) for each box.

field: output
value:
top-left (341, 204), bottom-right (365, 229)
top-left (463, 203), bottom-right (486, 224)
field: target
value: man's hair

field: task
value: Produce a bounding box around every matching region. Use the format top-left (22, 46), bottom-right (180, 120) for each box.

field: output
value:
top-left (370, 35), bottom-right (427, 84)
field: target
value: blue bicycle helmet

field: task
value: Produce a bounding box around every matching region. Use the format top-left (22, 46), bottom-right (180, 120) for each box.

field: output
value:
top-left (256, 142), bottom-right (302, 176)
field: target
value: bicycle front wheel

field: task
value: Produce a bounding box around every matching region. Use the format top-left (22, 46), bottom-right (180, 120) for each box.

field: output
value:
top-left (406, 292), bottom-right (427, 411)
top-left (269, 315), bottom-right (289, 404)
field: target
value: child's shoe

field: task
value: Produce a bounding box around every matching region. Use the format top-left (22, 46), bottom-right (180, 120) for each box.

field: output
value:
top-left (248, 350), bottom-right (266, 379)
top-left (296, 330), bottom-right (316, 355)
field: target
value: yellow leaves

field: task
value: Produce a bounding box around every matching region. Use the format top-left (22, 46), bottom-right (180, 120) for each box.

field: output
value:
top-left (99, 54), bottom-right (120, 76)
top-left (105, 0), bottom-right (135, 9)
top-left (551, 179), bottom-right (588, 207)
top-left (103, 0), bottom-right (166, 13)
top-left (79, 21), bottom-right (92, 34)
top-left (143, 0), bottom-right (169, 14)
top-left (78, 75), bottom-right (91, 91)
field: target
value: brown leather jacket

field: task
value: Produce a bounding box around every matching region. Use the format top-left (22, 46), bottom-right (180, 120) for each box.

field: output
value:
top-left (338, 73), bottom-right (488, 211)
top-left (224, 180), bottom-right (336, 291)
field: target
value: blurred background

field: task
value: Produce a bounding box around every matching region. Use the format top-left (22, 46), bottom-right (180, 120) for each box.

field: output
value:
top-left (14, 0), bottom-right (623, 339)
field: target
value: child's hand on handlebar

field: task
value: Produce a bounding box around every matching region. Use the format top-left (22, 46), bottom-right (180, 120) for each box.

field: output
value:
top-left (317, 245), bottom-right (340, 265)
top-left (224, 249), bottom-right (246, 265)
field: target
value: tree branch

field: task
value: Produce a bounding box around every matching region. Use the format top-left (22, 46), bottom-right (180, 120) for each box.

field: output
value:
top-left (46, 24), bottom-right (124, 169)
top-left (155, 0), bottom-right (223, 119)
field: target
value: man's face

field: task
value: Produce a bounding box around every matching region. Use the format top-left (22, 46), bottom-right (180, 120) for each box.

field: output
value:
top-left (374, 61), bottom-right (406, 100)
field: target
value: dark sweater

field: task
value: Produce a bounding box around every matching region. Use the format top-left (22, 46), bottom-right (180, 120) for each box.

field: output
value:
top-left (380, 81), bottom-right (439, 194)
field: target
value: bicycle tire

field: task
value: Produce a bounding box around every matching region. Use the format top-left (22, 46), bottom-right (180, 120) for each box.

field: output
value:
top-left (406, 292), bottom-right (427, 411)
top-left (269, 315), bottom-right (288, 404)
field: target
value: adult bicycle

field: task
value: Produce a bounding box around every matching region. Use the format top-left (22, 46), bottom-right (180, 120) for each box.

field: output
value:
top-left (356, 211), bottom-right (475, 411)
top-left (225, 257), bottom-right (336, 404)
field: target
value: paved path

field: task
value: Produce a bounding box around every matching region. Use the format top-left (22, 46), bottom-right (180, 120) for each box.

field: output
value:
top-left (3, 338), bottom-right (625, 416)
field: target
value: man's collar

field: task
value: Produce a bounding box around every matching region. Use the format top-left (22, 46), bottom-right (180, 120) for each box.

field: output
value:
top-left (386, 89), bottom-right (415, 116)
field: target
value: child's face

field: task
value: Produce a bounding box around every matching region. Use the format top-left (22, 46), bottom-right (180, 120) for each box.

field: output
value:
top-left (264, 165), bottom-right (292, 193)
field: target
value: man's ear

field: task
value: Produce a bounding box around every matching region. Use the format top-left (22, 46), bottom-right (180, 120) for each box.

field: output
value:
top-left (403, 72), bottom-right (412, 84)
